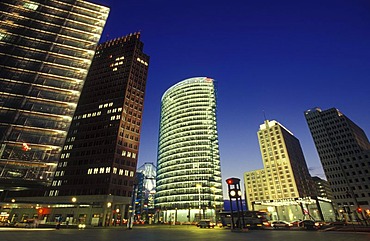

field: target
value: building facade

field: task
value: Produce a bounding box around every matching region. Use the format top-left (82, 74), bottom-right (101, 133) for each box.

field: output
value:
top-left (156, 77), bottom-right (223, 223)
top-left (0, 0), bottom-right (109, 198)
top-left (135, 162), bottom-right (156, 223)
top-left (312, 176), bottom-right (334, 201)
top-left (244, 120), bottom-right (334, 222)
top-left (11, 33), bottom-right (150, 226)
top-left (305, 107), bottom-right (370, 218)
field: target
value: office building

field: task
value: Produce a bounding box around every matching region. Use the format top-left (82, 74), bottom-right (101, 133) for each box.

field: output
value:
top-left (156, 77), bottom-right (223, 223)
top-left (0, 0), bottom-right (109, 198)
top-left (44, 32), bottom-right (149, 225)
top-left (312, 176), bottom-right (334, 201)
top-left (305, 108), bottom-right (370, 213)
top-left (135, 162), bottom-right (156, 222)
top-left (244, 120), bottom-right (334, 221)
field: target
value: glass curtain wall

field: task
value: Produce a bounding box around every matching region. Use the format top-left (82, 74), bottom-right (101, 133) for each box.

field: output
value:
top-left (156, 77), bottom-right (223, 223)
top-left (0, 0), bottom-right (109, 191)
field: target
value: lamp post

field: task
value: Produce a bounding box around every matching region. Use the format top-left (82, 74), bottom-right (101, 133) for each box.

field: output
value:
top-left (128, 178), bottom-right (138, 229)
top-left (106, 202), bottom-right (112, 226)
top-left (196, 183), bottom-right (202, 221)
top-left (210, 186), bottom-right (216, 222)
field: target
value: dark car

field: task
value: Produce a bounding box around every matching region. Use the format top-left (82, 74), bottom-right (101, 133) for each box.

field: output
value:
top-left (197, 220), bottom-right (215, 228)
top-left (299, 220), bottom-right (319, 230)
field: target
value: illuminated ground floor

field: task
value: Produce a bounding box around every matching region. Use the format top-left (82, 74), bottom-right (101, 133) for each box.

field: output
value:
top-left (155, 208), bottom-right (219, 224)
top-left (0, 195), bottom-right (133, 227)
top-left (252, 196), bottom-right (336, 222)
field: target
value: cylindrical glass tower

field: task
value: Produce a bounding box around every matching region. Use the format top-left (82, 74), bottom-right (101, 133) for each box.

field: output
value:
top-left (156, 77), bottom-right (223, 223)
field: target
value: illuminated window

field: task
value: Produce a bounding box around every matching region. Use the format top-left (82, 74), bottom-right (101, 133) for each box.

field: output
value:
top-left (0, 33), bottom-right (8, 41)
top-left (24, 2), bottom-right (39, 10)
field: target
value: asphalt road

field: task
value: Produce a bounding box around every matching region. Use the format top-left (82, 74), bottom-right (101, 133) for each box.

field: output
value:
top-left (0, 225), bottom-right (369, 241)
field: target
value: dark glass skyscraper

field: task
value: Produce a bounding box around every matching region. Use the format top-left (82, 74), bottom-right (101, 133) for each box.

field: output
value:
top-left (305, 107), bottom-right (370, 214)
top-left (47, 33), bottom-right (150, 221)
top-left (0, 0), bottom-right (109, 195)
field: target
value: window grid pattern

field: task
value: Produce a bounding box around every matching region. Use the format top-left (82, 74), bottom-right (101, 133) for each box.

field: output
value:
top-left (156, 77), bottom-right (223, 210)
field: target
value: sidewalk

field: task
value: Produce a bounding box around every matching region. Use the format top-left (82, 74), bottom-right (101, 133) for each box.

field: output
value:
top-left (322, 225), bottom-right (370, 232)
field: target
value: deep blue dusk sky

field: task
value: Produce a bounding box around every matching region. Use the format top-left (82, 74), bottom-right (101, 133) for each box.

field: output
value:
top-left (91, 0), bottom-right (370, 196)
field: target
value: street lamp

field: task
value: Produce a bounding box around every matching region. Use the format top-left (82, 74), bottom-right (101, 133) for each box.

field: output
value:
top-left (196, 183), bottom-right (202, 220)
top-left (210, 186), bottom-right (216, 221)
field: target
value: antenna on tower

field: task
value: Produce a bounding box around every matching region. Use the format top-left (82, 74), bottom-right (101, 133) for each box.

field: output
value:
top-left (263, 110), bottom-right (267, 121)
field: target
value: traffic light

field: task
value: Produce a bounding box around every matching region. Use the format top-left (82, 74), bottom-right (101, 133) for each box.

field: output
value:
top-left (226, 178), bottom-right (240, 185)
top-left (357, 207), bottom-right (362, 213)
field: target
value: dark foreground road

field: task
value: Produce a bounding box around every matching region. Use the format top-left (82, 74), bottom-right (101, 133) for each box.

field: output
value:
top-left (0, 225), bottom-right (369, 241)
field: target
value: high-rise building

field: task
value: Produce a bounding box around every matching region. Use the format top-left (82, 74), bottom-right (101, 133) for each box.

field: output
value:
top-left (135, 162), bottom-right (156, 221)
top-left (312, 176), bottom-right (334, 201)
top-left (244, 120), bottom-right (331, 221)
top-left (156, 77), bottom-right (223, 223)
top-left (42, 33), bottom-right (150, 224)
top-left (0, 0), bottom-right (109, 197)
top-left (305, 107), bottom-right (370, 212)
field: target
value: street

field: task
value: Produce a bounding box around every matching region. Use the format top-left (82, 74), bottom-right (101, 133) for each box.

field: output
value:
top-left (0, 225), bottom-right (369, 241)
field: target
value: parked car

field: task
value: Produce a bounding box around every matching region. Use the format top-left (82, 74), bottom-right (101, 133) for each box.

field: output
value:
top-left (0, 220), bottom-right (11, 227)
top-left (271, 220), bottom-right (293, 229)
top-left (14, 219), bottom-right (37, 228)
top-left (197, 219), bottom-right (215, 228)
top-left (290, 220), bottom-right (302, 227)
top-left (299, 220), bottom-right (319, 230)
